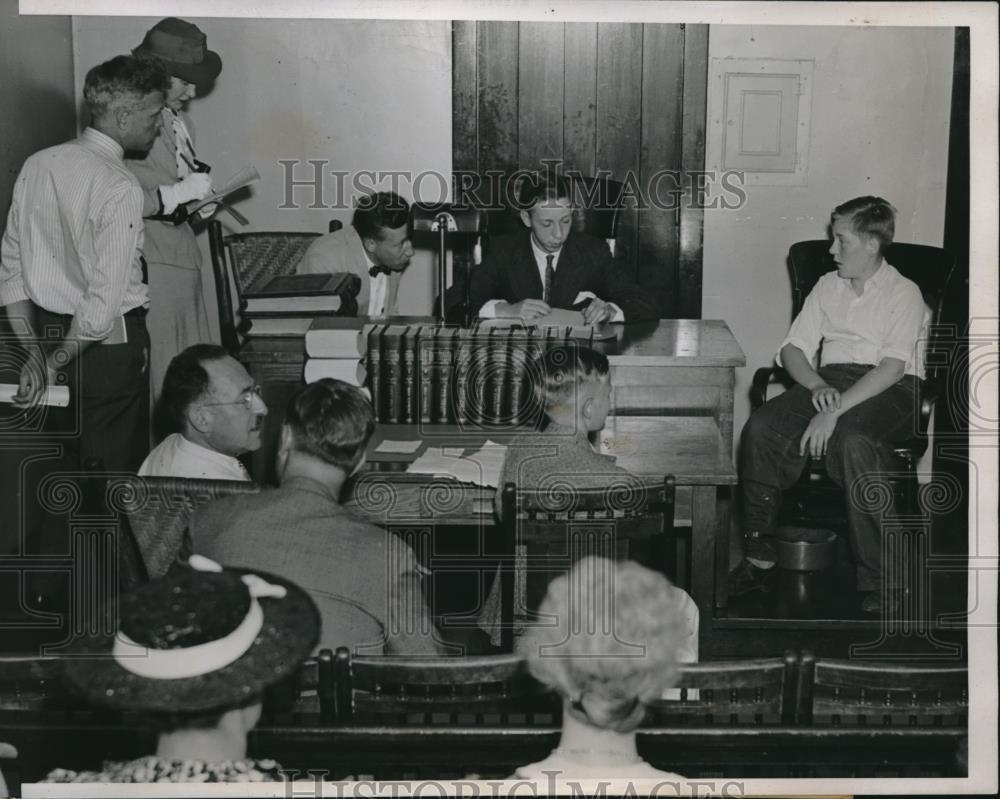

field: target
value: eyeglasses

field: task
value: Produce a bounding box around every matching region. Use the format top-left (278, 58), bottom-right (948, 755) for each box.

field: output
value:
top-left (201, 385), bottom-right (263, 411)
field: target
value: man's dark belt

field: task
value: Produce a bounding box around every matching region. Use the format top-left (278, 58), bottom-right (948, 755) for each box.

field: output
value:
top-left (124, 306), bottom-right (148, 319)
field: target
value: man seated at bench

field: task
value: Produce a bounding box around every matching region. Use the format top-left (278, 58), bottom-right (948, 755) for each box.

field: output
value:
top-left (140, 344), bottom-right (267, 480)
top-left (514, 556), bottom-right (688, 786)
top-left (729, 196), bottom-right (927, 614)
top-left (480, 345), bottom-right (698, 654)
top-left (44, 555), bottom-right (318, 783)
top-left (192, 378), bottom-right (445, 655)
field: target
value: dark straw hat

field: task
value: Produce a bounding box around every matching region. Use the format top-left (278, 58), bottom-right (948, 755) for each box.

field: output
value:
top-left (62, 558), bottom-right (319, 715)
top-left (133, 17), bottom-right (222, 89)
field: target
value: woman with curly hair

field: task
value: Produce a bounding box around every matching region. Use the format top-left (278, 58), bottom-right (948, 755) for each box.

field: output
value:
top-left (514, 556), bottom-right (687, 785)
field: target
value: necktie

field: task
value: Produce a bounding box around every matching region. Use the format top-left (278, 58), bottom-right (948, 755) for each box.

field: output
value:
top-left (543, 254), bottom-right (554, 303)
top-left (369, 264), bottom-right (391, 277)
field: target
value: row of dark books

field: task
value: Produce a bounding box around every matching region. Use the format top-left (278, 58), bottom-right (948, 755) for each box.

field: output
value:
top-left (305, 319), bottom-right (601, 425)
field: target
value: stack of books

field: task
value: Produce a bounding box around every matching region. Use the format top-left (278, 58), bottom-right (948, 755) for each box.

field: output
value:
top-left (241, 272), bottom-right (361, 337)
top-left (303, 318), bottom-right (372, 392)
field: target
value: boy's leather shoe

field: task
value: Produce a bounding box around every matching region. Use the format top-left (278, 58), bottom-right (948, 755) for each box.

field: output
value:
top-left (727, 559), bottom-right (777, 597)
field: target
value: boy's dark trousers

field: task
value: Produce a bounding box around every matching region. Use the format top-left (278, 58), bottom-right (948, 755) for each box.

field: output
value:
top-left (740, 363), bottom-right (919, 592)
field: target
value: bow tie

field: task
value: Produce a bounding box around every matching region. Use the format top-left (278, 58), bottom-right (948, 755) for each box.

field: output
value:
top-left (369, 265), bottom-right (392, 277)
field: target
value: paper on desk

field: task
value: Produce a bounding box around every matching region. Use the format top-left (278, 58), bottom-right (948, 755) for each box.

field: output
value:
top-left (406, 440), bottom-right (507, 487)
top-left (374, 439), bottom-right (422, 454)
top-left (0, 383), bottom-right (70, 407)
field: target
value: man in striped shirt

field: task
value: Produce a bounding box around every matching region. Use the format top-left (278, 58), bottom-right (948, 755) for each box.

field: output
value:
top-left (1, 55), bottom-right (169, 476)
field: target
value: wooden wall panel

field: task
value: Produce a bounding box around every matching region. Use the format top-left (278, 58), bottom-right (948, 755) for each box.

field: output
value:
top-left (595, 23), bottom-right (643, 281)
top-left (477, 21), bottom-right (520, 175)
top-left (679, 24), bottom-right (709, 319)
top-left (452, 20), bottom-right (479, 175)
top-left (639, 23), bottom-right (685, 315)
top-left (517, 22), bottom-right (565, 170)
top-left (563, 23), bottom-right (598, 176)
top-left (452, 21), bottom-right (707, 318)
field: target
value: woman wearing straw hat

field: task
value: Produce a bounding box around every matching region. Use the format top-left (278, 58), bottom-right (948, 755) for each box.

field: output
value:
top-left (514, 556), bottom-right (687, 787)
top-left (126, 18), bottom-right (223, 409)
top-left (43, 555), bottom-right (319, 783)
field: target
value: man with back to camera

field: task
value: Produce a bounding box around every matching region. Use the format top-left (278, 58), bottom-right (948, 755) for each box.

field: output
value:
top-left (298, 191), bottom-right (415, 317)
top-left (729, 196), bottom-right (928, 614)
top-left (140, 344), bottom-right (268, 481)
top-left (191, 378), bottom-right (446, 656)
top-left (453, 173), bottom-right (658, 324)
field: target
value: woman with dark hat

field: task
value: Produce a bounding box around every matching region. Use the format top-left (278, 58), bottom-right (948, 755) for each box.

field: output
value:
top-left (43, 555), bottom-right (319, 783)
top-left (126, 17), bottom-right (223, 408)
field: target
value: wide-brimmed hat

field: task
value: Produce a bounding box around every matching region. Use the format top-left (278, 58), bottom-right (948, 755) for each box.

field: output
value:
top-left (133, 17), bottom-right (222, 90)
top-left (62, 557), bottom-right (319, 715)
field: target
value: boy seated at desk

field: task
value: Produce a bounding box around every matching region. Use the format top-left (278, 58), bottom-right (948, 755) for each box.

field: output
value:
top-left (480, 344), bottom-right (698, 657)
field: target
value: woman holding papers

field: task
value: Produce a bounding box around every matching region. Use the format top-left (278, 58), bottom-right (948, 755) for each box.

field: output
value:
top-left (126, 18), bottom-right (223, 402)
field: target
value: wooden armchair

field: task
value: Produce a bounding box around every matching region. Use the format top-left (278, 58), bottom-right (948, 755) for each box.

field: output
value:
top-left (208, 219), bottom-right (342, 354)
top-left (497, 475), bottom-right (676, 651)
top-left (111, 475), bottom-right (261, 580)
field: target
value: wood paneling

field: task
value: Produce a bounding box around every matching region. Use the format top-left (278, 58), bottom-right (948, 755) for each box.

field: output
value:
top-left (639, 23), bottom-right (685, 315)
top-left (452, 20), bottom-right (479, 175)
top-left (679, 24), bottom-right (710, 319)
top-left (477, 21), bottom-right (519, 175)
top-left (562, 23), bottom-right (598, 176)
top-left (517, 22), bottom-right (564, 170)
top-left (453, 21), bottom-right (708, 318)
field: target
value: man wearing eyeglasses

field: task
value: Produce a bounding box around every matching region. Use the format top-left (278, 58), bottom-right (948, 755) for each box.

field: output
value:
top-left (139, 344), bottom-right (267, 480)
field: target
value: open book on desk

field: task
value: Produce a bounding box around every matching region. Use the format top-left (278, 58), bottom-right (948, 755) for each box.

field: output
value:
top-left (405, 440), bottom-right (507, 488)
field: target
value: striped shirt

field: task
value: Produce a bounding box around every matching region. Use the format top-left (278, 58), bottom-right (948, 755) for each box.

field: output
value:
top-left (0, 127), bottom-right (149, 340)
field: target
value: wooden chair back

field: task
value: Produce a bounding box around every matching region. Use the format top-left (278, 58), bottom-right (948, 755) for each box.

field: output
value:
top-left (798, 651), bottom-right (968, 727)
top-left (646, 652), bottom-right (798, 727)
top-left (498, 475), bottom-right (676, 650)
top-left (334, 648), bottom-right (559, 726)
top-left (111, 475), bottom-right (261, 580)
top-left (261, 649), bottom-right (337, 725)
top-left (0, 655), bottom-right (70, 713)
top-left (208, 221), bottom-right (324, 353)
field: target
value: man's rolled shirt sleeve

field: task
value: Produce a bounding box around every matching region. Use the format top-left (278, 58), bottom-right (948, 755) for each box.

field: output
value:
top-left (73, 184), bottom-right (144, 340)
top-left (0, 175), bottom-right (28, 306)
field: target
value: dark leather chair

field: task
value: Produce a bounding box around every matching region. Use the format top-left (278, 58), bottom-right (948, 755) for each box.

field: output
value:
top-left (749, 240), bottom-right (958, 527)
top-left (208, 219), bottom-right (343, 354)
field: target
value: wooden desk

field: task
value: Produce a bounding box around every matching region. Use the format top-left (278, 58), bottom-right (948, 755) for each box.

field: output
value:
top-left (342, 416), bottom-right (736, 640)
top-left (239, 318), bottom-right (745, 481)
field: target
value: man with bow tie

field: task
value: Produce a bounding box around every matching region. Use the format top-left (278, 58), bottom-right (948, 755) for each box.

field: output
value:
top-left (298, 191), bottom-right (414, 318)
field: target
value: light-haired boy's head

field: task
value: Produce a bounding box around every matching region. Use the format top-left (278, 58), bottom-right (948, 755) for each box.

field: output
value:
top-left (831, 196), bottom-right (896, 256)
top-left (529, 345), bottom-right (612, 432)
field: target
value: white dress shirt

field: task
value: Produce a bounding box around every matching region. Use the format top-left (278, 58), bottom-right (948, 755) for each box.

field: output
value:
top-left (139, 433), bottom-right (251, 481)
top-left (778, 260), bottom-right (928, 379)
top-left (0, 128), bottom-right (149, 339)
top-left (478, 237), bottom-right (625, 321)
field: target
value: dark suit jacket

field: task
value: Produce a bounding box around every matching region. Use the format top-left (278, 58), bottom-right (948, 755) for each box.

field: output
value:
top-left (461, 230), bottom-right (659, 322)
